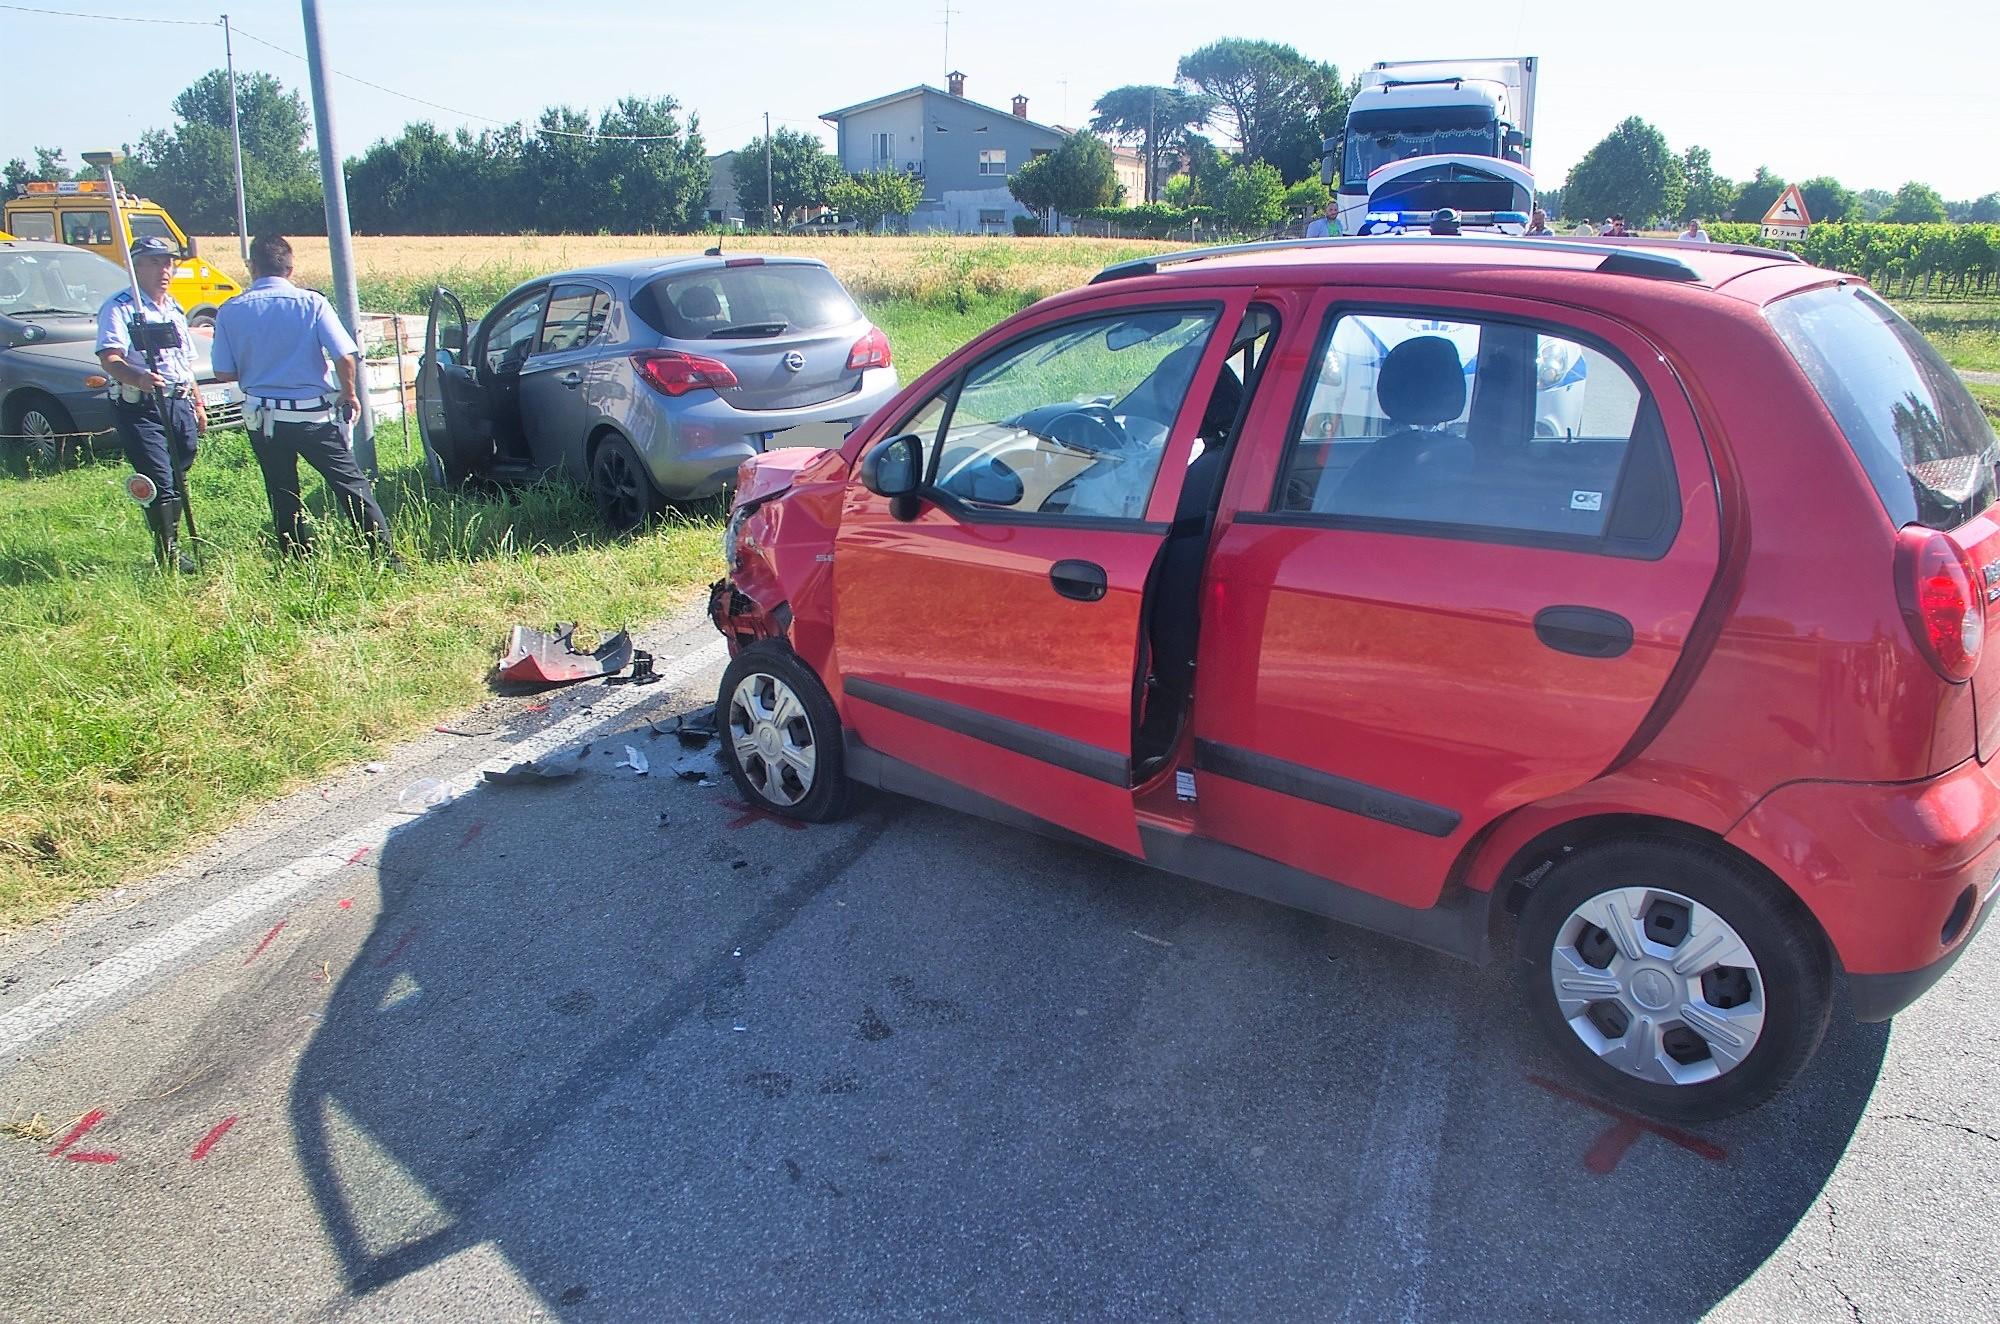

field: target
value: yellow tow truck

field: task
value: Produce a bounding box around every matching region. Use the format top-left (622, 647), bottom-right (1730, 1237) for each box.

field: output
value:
top-left (3, 180), bottom-right (242, 326)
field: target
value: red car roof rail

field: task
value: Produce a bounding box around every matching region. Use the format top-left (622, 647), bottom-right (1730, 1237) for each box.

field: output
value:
top-left (1088, 234), bottom-right (1799, 287)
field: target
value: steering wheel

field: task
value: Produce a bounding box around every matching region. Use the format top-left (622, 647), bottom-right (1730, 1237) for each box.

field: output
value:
top-left (1045, 404), bottom-right (1127, 454)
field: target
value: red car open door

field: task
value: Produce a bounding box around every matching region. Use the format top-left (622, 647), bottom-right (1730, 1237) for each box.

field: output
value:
top-left (832, 290), bottom-right (1252, 855)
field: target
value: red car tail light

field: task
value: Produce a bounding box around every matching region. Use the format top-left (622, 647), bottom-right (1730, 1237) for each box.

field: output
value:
top-left (633, 350), bottom-right (739, 397)
top-left (1895, 525), bottom-right (1984, 682)
top-left (847, 326), bottom-right (892, 372)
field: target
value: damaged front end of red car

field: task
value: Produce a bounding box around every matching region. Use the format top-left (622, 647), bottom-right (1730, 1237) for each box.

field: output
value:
top-left (708, 446), bottom-right (850, 659)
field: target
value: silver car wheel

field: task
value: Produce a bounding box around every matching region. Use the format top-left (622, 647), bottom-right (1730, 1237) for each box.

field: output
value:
top-left (1549, 885), bottom-right (1766, 1087)
top-left (727, 671), bottom-right (817, 807)
top-left (17, 406), bottom-right (64, 468)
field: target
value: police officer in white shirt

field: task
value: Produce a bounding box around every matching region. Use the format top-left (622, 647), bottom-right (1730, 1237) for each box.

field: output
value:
top-left (96, 235), bottom-right (205, 572)
top-left (209, 234), bottom-right (393, 559)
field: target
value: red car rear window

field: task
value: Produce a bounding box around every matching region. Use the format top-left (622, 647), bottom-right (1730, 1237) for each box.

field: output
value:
top-left (1767, 285), bottom-right (1998, 530)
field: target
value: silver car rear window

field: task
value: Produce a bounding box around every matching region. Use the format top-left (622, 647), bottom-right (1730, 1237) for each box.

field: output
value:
top-left (1768, 284), bottom-right (1998, 530)
top-left (631, 264), bottom-right (860, 341)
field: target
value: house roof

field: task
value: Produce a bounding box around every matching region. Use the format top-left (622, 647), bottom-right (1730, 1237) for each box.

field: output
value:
top-left (819, 84), bottom-right (1068, 138)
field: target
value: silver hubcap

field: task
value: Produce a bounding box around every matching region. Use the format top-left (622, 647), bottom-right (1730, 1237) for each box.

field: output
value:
top-left (1549, 886), bottom-right (1765, 1087)
top-left (728, 672), bottom-right (816, 807)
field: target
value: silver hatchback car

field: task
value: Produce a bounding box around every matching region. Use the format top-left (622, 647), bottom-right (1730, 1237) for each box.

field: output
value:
top-left (416, 255), bottom-right (898, 526)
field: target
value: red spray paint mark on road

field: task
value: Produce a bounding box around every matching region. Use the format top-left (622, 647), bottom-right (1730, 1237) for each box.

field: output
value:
top-left (374, 926), bottom-right (421, 968)
top-left (64, 1151), bottom-right (121, 1163)
top-left (346, 846), bottom-right (372, 865)
top-left (1583, 1118), bottom-right (1646, 1174)
top-left (49, 1109), bottom-right (107, 1157)
top-left (191, 1116), bottom-right (238, 1160)
top-left (458, 820), bottom-right (486, 849)
top-left (337, 898), bottom-right (353, 910)
top-left (243, 920), bottom-right (288, 966)
top-left (1528, 1074), bottom-right (1728, 1172)
top-left (719, 798), bottom-right (809, 832)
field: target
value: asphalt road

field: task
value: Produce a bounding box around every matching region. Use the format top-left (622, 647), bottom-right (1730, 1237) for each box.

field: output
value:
top-left (1, 609), bottom-right (1995, 1323)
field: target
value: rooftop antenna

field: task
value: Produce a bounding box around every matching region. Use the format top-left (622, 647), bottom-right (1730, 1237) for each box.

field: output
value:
top-left (940, 0), bottom-right (959, 81)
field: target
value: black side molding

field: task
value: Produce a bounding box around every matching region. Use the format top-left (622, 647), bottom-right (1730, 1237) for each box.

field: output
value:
top-left (843, 676), bottom-right (1130, 786)
top-left (841, 733), bottom-right (1491, 966)
top-left (1194, 739), bottom-right (1461, 838)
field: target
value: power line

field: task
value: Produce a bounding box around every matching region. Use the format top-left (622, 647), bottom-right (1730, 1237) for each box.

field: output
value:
top-left (6, 4), bottom-right (703, 144)
top-left (0, 2), bottom-right (211, 24)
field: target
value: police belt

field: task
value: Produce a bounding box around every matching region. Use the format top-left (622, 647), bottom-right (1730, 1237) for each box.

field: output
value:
top-left (116, 383), bottom-right (198, 404)
top-left (246, 394), bottom-right (337, 429)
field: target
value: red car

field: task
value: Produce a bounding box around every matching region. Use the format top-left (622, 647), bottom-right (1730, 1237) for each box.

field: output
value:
top-left (708, 235), bottom-right (2000, 1120)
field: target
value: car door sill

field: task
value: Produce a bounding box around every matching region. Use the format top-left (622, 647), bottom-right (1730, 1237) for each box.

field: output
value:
top-left (843, 735), bottom-right (1491, 965)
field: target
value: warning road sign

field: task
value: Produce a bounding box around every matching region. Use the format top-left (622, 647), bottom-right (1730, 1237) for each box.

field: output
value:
top-left (1761, 184), bottom-right (1812, 241)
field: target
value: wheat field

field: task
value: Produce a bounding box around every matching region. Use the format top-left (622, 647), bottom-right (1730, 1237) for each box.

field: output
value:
top-left (194, 233), bottom-right (1184, 309)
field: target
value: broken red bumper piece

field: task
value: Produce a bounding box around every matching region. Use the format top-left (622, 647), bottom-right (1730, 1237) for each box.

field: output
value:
top-left (496, 623), bottom-right (634, 686)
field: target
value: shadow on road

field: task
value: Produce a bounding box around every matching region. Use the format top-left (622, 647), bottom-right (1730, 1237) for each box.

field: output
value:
top-left (290, 708), bottom-right (1887, 1319)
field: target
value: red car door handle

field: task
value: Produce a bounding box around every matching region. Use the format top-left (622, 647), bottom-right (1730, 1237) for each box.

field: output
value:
top-left (1051, 560), bottom-right (1108, 602)
top-left (1534, 606), bottom-right (1634, 658)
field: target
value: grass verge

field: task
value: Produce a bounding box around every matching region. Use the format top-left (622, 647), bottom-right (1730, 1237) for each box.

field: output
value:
top-left (0, 418), bottom-right (723, 928)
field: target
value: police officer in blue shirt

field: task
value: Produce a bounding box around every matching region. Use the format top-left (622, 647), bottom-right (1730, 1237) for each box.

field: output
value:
top-left (209, 234), bottom-right (393, 558)
top-left (96, 235), bottom-right (205, 571)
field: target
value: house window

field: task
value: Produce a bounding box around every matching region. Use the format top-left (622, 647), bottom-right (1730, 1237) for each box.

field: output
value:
top-left (979, 149), bottom-right (1007, 176)
top-left (873, 132), bottom-right (894, 164)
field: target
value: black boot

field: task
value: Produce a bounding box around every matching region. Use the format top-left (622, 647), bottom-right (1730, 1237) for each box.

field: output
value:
top-left (149, 497), bottom-right (196, 574)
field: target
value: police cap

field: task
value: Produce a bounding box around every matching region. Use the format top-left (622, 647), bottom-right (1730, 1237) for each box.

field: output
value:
top-left (130, 235), bottom-right (176, 259)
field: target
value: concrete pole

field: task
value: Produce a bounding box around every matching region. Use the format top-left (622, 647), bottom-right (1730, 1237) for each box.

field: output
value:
top-left (300, 0), bottom-right (376, 473)
top-left (222, 15), bottom-right (249, 265)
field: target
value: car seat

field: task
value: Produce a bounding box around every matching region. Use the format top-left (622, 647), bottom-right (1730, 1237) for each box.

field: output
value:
top-left (676, 284), bottom-right (726, 333)
top-left (1321, 335), bottom-right (1473, 519)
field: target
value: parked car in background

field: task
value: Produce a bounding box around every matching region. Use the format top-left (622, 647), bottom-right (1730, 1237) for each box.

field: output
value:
top-left (790, 212), bottom-right (859, 236)
top-left (1, 237), bottom-right (243, 470)
top-left (4, 180), bottom-right (243, 326)
top-left (709, 234), bottom-right (2000, 1121)
top-left (416, 254), bottom-right (897, 528)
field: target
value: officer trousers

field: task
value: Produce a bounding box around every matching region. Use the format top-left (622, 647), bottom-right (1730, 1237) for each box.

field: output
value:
top-left (248, 418), bottom-right (392, 554)
top-left (111, 395), bottom-right (199, 498)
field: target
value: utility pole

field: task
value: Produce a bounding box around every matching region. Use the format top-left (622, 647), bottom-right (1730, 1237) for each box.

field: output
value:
top-left (1147, 87), bottom-right (1157, 205)
top-left (763, 111), bottom-right (774, 233)
top-left (222, 14), bottom-right (249, 265)
top-left (301, 0), bottom-right (375, 473)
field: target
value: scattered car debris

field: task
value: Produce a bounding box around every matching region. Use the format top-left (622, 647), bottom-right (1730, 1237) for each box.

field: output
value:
top-left (396, 778), bottom-right (453, 813)
top-left (649, 704), bottom-right (718, 747)
top-left (616, 746), bottom-right (650, 776)
top-left (496, 623), bottom-right (634, 686)
top-left (433, 724), bottom-right (494, 737)
top-left (363, 763), bottom-right (385, 774)
top-left (608, 650), bottom-right (662, 686)
top-left (482, 759), bottom-right (583, 786)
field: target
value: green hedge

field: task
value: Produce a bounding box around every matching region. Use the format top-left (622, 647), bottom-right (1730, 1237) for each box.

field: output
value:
top-left (1708, 222), bottom-right (2000, 295)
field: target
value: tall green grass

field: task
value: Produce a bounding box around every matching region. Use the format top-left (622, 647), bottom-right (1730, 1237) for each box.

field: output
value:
top-left (0, 418), bottom-right (722, 926)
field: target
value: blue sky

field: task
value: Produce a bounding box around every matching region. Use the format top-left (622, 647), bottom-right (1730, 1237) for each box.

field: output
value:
top-left (4, 0), bottom-right (1993, 201)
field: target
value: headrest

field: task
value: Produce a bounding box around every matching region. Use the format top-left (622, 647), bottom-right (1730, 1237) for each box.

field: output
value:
top-left (1377, 336), bottom-right (1465, 426)
top-left (677, 285), bottom-right (722, 319)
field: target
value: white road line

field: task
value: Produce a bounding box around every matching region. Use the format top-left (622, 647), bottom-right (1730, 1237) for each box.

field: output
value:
top-left (0, 636), bottom-right (730, 1061)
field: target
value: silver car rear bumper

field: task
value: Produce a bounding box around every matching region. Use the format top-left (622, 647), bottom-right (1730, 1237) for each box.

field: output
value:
top-left (631, 367), bottom-right (898, 499)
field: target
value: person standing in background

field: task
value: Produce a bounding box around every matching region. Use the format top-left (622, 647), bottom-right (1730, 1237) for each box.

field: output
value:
top-left (96, 235), bottom-right (205, 572)
top-left (1305, 199), bottom-right (1341, 238)
top-left (209, 234), bottom-right (395, 562)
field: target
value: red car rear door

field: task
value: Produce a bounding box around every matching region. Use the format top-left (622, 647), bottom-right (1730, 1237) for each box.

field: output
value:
top-left (1189, 287), bottom-right (1723, 909)
top-left (833, 289), bottom-right (1252, 855)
